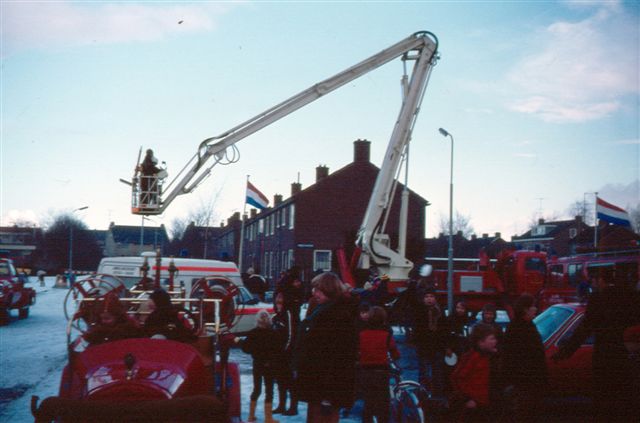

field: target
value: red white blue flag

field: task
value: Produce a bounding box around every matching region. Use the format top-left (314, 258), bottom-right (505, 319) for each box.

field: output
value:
top-left (596, 196), bottom-right (631, 227)
top-left (246, 181), bottom-right (269, 210)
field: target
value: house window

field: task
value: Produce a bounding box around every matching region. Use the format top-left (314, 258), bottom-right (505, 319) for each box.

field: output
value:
top-left (289, 204), bottom-right (295, 229)
top-left (288, 249), bottom-right (294, 268)
top-left (313, 250), bottom-right (332, 272)
top-left (569, 228), bottom-right (577, 239)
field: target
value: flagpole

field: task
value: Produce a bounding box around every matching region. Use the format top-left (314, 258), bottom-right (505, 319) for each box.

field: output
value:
top-left (593, 192), bottom-right (598, 251)
top-left (238, 175), bottom-right (249, 272)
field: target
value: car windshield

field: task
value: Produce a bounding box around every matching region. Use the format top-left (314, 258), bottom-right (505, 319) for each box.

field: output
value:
top-left (533, 306), bottom-right (574, 343)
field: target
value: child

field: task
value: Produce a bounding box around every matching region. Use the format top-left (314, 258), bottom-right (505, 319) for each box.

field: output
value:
top-left (241, 310), bottom-right (280, 423)
top-left (450, 323), bottom-right (499, 422)
top-left (358, 306), bottom-right (400, 423)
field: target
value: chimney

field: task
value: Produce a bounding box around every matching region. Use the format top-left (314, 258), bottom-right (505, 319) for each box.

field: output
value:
top-left (274, 194), bottom-right (283, 206)
top-left (353, 139), bottom-right (371, 163)
top-left (291, 182), bottom-right (302, 196)
top-left (482, 233), bottom-right (488, 238)
top-left (471, 234), bottom-right (477, 240)
top-left (538, 218), bottom-right (545, 225)
top-left (250, 209), bottom-right (257, 218)
top-left (575, 215), bottom-right (582, 225)
top-left (495, 232), bottom-right (501, 239)
top-left (316, 165), bottom-right (329, 182)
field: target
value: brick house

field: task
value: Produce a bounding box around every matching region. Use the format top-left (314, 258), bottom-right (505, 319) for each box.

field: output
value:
top-left (104, 223), bottom-right (168, 257)
top-left (212, 139), bottom-right (429, 285)
top-left (511, 216), bottom-right (592, 256)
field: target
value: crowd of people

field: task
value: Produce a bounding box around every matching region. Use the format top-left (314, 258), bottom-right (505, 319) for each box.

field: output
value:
top-left (80, 266), bottom-right (640, 423)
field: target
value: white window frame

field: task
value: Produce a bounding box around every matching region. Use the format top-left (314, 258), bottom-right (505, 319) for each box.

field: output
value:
top-left (289, 204), bottom-right (295, 229)
top-left (313, 250), bottom-right (332, 272)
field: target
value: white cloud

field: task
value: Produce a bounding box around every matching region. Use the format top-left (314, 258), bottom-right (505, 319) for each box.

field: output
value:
top-left (1, 2), bottom-right (236, 55)
top-left (507, 2), bottom-right (638, 123)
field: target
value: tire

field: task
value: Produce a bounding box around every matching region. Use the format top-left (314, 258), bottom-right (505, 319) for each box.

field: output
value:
top-left (19, 307), bottom-right (29, 319)
top-left (392, 384), bottom-right (425, 423)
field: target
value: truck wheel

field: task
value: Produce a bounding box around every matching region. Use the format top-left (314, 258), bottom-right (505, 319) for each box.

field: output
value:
top-left (19, 307), bottom-right (29, 319)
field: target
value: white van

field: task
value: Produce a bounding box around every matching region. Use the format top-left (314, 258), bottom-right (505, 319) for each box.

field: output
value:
top-left (96, 254), bottom-right (273, 334)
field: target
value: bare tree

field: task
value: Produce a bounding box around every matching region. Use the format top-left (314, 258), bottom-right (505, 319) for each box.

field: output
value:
top-left (438, 211), bottom-right (475, 238)
top-left (628, 203), bottom-right (640, 234)
top-left (566, 199), bottom-right (594, 225)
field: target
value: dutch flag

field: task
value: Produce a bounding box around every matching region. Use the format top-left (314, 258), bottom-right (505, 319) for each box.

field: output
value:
top-left (596, 196), bottom-right (631, 227)
top-left (246, 181), bottom-right (269, 210)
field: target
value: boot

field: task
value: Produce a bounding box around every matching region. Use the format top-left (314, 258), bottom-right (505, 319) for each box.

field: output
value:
top-left (247, 400), bottom-right (257, 422)
top-left (264, 401), bottom-right (279, 423)
top-left (272, 387), bottom-right (286, 414)
top-left (283, 394), bottom-right (298, 416)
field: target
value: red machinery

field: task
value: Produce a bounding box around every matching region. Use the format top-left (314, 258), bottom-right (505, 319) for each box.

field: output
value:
top-left (0, 258), bottom-right (36, 324)
top-left (31, 270), bottom-right (243, 422)
top-left (424, 249), bottom-right (547, 312)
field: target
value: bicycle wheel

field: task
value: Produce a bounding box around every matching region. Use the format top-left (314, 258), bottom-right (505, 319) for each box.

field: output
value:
top-left (392, 382), bottom-right (425, 423)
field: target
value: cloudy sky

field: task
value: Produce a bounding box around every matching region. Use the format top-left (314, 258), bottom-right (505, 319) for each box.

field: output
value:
top-left (2, 0), bottom-right (638, 239)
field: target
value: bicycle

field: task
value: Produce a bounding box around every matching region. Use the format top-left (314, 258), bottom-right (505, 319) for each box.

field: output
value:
top-left (389, 360), bottom-right (430, 423)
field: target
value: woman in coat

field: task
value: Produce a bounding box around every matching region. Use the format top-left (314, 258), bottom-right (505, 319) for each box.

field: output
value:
top-left (292, 272), bottom-right (358, 423)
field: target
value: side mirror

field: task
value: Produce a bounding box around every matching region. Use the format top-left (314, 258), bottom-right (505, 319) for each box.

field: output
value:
top-left (420, 264), bottom-right (433, 277)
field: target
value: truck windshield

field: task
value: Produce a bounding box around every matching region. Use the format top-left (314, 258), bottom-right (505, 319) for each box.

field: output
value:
top-left (525, 257), bottom-right (546, 273)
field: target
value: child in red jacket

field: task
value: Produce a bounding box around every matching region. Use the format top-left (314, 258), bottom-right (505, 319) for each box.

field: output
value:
top-left (358, 306), bottom-right (400, 423)
top-left (450, 323), bottom-right (499, 422)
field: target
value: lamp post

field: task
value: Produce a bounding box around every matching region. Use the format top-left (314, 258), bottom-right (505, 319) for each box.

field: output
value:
top-left (439, 127), bottom-right (454, 316)
top-left (69, 206), bottom-right (89, 278)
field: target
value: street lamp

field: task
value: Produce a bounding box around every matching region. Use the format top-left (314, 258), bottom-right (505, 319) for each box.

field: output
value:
top-left (69, 206), bottom-right (89, 278)
top-left (439, 127), bottom-right (454, 316)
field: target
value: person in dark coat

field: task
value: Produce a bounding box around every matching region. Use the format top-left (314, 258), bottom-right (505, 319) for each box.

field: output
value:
top-left (413, 287), bottom-right (448, 396)
top-left (241, 310), bottom-right (281, 423)
top-left (474, 303), bottom-right (504, 347)
top-left (444, 300), bottom-right (474, 392)
top-left (144, 289), bottom-right (197, 343)
top-left (501, 293), bottom-right (548, 421)
top-left (292, 272), bottom-right (358, 423)
top-left (553, 274), bottom-right (640, 422)
top-left (276, 266), bottom-right (304, 323)
top-left (85, 293), bottom-right (141, 346)
top-left (271, 293), bottom-right (298, 416)
top-left (138, 148), bottom-right (161, 206)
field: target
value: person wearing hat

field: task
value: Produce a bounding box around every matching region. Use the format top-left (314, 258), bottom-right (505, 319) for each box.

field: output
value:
top-left (413, 287), bottom-right (448, 396)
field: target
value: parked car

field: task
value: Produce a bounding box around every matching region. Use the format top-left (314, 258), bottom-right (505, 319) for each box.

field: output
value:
top-left (533, 303), bottom-right (592, 397)
top-left (0, 258), bottom-right (36, 324)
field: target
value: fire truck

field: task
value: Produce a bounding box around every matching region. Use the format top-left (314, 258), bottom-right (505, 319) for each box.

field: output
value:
top-left (125, 31), bottom-right (439, 285)
top-left (540, 248), bottom-right (640, 309)
top-left (424, 249), bottom-right (547, 312)
top-left (32, 31), bottom-right (441, 422)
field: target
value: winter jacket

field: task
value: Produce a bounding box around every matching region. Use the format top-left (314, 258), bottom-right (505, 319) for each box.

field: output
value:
top-left (413, 304), bottom-right (448, 358)
top-left (292, 298), bottom-right (358, 407)
top-left (242, 327), bottom-right (280, 364)
top-left (502, 318), bottom-right (548, 394)
top-left (359, 325), bottom-right (400, 367)
top-left (450, 350), bottom-right (494, 407)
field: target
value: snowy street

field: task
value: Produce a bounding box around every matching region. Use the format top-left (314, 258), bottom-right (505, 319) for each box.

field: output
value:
top-left (1, 278), bottom-right (415, 422)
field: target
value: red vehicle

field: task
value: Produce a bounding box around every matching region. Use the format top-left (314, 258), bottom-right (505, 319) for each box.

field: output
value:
top-left (0, 258), bottom-right (36, 324)
top-left (31, 274), bottom-right (243, 422)
top-left (540, 249), bottom-right (640, 310)
top-left (533, 303), bottom-right (592, 397)
top-left (424, 249), bottom-right (547, 312)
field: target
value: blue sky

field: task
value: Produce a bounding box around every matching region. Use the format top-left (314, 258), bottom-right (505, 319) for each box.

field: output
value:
top-left (1, 0), bottom-right (638, 239)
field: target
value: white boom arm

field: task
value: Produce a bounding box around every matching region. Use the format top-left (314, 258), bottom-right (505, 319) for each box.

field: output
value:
top-left (132, 31), bottom-right (438, 280)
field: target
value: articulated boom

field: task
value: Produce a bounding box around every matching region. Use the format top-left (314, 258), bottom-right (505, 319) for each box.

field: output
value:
top-left (130, 31), bottom-right (439, 281)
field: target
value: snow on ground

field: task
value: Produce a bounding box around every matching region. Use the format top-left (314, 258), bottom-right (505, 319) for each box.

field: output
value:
top-left (2, 279), bottom-right (410, 422)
